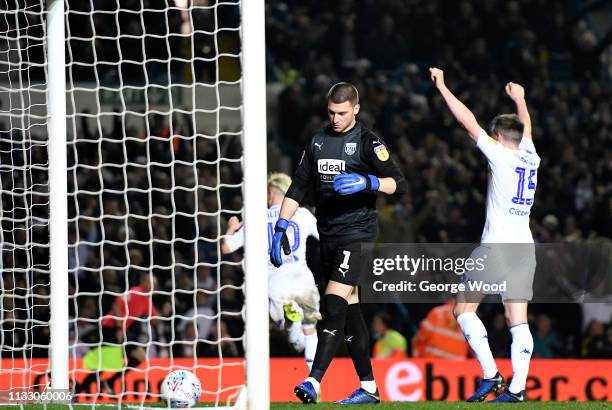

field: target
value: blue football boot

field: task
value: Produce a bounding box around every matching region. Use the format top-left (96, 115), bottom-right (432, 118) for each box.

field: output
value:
top-left (336, 388), bottom-right (380, 404)
top-left (294, 380), bottom-right (319, 404)
top-left (466, 371), bottom-right (506, 402)
top-left (490, 389), bottom-right (525, 403)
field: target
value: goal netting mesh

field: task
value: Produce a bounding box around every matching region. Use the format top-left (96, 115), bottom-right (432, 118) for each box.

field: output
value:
top-left (0, 0), bottom-right (51, 402)
top-left (1, 0), bottom-right (247, 406)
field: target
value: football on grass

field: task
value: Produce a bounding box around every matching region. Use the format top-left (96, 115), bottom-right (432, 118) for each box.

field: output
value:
top-left (161, 369), bottom-right (202, 408)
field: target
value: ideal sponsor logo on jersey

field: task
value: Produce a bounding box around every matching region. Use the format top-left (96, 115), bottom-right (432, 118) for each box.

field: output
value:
top-left (317, 159), bottom-right (345, 174)
top-left (374, 144), bottom-right (389, 161)
top-left (344, 143), bottom-right (357, 155)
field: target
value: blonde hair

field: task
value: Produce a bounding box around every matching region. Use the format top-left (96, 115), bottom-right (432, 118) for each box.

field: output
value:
top-left (267, 172), bottom-right (292, 195)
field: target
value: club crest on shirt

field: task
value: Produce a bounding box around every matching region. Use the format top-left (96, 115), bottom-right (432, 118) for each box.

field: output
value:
top-left (374, 144), bottom-right (389, 161)
top-left (344, 143), bottom-right (357, 156)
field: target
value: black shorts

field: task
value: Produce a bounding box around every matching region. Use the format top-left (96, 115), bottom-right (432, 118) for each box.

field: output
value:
top-left (320, 241), bottom-right (365, 286)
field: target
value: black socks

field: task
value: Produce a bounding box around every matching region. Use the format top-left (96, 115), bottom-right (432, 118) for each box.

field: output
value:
top-left (344, 303), bottom-right (374, 381)
top-left (309, 294), bottom-right (348, 382)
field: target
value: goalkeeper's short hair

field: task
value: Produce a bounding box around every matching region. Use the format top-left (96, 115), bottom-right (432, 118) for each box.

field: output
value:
top-left (268, 172), bottom-right (292, 195)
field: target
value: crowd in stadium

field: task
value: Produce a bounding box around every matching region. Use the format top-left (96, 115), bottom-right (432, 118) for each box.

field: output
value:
top-left (2, 0), bottom-right (610, 368)
top-left (264, 0), bottom-right (611, 360)
top-left (67, 110), bottom-right (246, 360)
top-left (2, 0), bottom-right (246, 362)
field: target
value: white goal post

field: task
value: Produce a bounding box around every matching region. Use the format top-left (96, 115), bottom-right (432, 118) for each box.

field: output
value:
top-left (47, 0), bottom-right (69, 393)
top-left (239, 0), bottom-right (270, 408)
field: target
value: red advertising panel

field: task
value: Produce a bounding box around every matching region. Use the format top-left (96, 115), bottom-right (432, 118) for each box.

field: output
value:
top-left (0, 358), bottom-right (609, 403)
top-left (270, 358), bottom-right (611, 402)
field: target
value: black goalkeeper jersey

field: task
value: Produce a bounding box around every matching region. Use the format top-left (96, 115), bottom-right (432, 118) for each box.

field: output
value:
top-left (285, 121), bottom-right (408, 243)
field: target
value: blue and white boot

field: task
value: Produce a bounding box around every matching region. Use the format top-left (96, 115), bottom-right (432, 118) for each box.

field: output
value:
top-left (294, 380), bottom-right (319, 404)
top-left (336, 388), bottom-right (380, 404)
top-left (490, 389), bottom-right (525, 403)
top-left (466, 371), bottom-right (506, 402)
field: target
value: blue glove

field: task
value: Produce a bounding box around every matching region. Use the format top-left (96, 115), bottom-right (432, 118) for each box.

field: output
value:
top-left (269, 218), bottom-right (291, 267)
top-left (332, 173), bottom-right (379, 195)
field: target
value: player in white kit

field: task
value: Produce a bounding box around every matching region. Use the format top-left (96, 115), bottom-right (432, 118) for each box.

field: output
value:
top-left (431, 67), bottom-right (540, 403)
top-left (221, 172), bottom-right (321, 371)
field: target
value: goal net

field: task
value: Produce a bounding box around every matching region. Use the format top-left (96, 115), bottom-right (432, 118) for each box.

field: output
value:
top-left (0, 0), bottom-right (52, 402)
top-left (0, 0), bottom-right (268, 408)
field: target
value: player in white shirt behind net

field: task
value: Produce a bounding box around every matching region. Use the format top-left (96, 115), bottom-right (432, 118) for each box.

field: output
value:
top-left (222, 172), bottom-right (321, 371)
top-left (431, 67), bottom-right (541, 403)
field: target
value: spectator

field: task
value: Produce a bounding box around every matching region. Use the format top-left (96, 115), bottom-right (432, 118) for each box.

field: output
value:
top-left (205, 320), bottom-right (240, 358)
top-left (180, 291), bottom-right (215, 342)
top-left (412, 300), bottom-right (469, 360)
top-left (533, 314), bottom-right (564, 358)
top-left (372, 313), bottom-right (408, 359)
top-left (581, 320), bottom-right (611, 359)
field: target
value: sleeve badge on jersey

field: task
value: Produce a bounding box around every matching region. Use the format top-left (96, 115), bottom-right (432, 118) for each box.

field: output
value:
top-left (374, 144), bottom-right (389, 161)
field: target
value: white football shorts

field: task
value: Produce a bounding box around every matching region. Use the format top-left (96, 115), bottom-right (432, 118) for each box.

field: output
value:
top-left (462, 243), bottom-right (536, 301)
top-left (268, 265), bottom-right (321, 327)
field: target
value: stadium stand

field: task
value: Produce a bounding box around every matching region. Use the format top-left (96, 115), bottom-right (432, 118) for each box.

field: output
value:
top-left (2, 0), bottom-right (608, 363)
top-left (265, 0), bottom-right (611, 359)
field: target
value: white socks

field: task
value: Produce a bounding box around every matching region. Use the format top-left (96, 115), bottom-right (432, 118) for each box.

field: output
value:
top-left (288, 322), bottom-right (305, 351)
top-left (304, 331), bottom-right (318, 371)
top-left (288, 323), bottom-right (318, 371)
top-left (305, 377), bottom-right (320, 393)
top-left (456, 312), bottom-right (498, 379)
top-left (508, 323), bottom-right (533, 394)
top-left (360, 380), bottom-right (377, 394)
top-left (458, 313), bottom-right (533, 393)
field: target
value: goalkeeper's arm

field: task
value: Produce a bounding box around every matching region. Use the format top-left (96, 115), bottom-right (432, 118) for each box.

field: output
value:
top-left (281, 144), bottom-right (314, 220)
top-left (278, 196), bottom-right (300, 221)
top-left (270, 145), bottom-right (313, 267)
top-left (429, 67), bottom-right (481, 142)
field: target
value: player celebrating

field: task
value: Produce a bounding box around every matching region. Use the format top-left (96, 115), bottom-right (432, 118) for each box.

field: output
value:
top-left (270, 82), bottom-right (408, 404)
top-left (430, 67), bottom-right (540, 403)
top-left (222, 172), bottom-right (321, 371)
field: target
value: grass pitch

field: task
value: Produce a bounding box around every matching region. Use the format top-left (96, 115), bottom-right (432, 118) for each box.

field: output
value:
top-left (5, 402), bottom-right (610, 409)
top-left (271, 403), bottom-right (611, 409)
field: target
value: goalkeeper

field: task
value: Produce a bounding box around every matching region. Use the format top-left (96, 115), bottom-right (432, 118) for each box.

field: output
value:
top-left (221, 172), bottom-right (321, 371)
top-left (74, 274), bottom-right (159, 399)
top-left (270, 82), bottom-right (408, 404)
